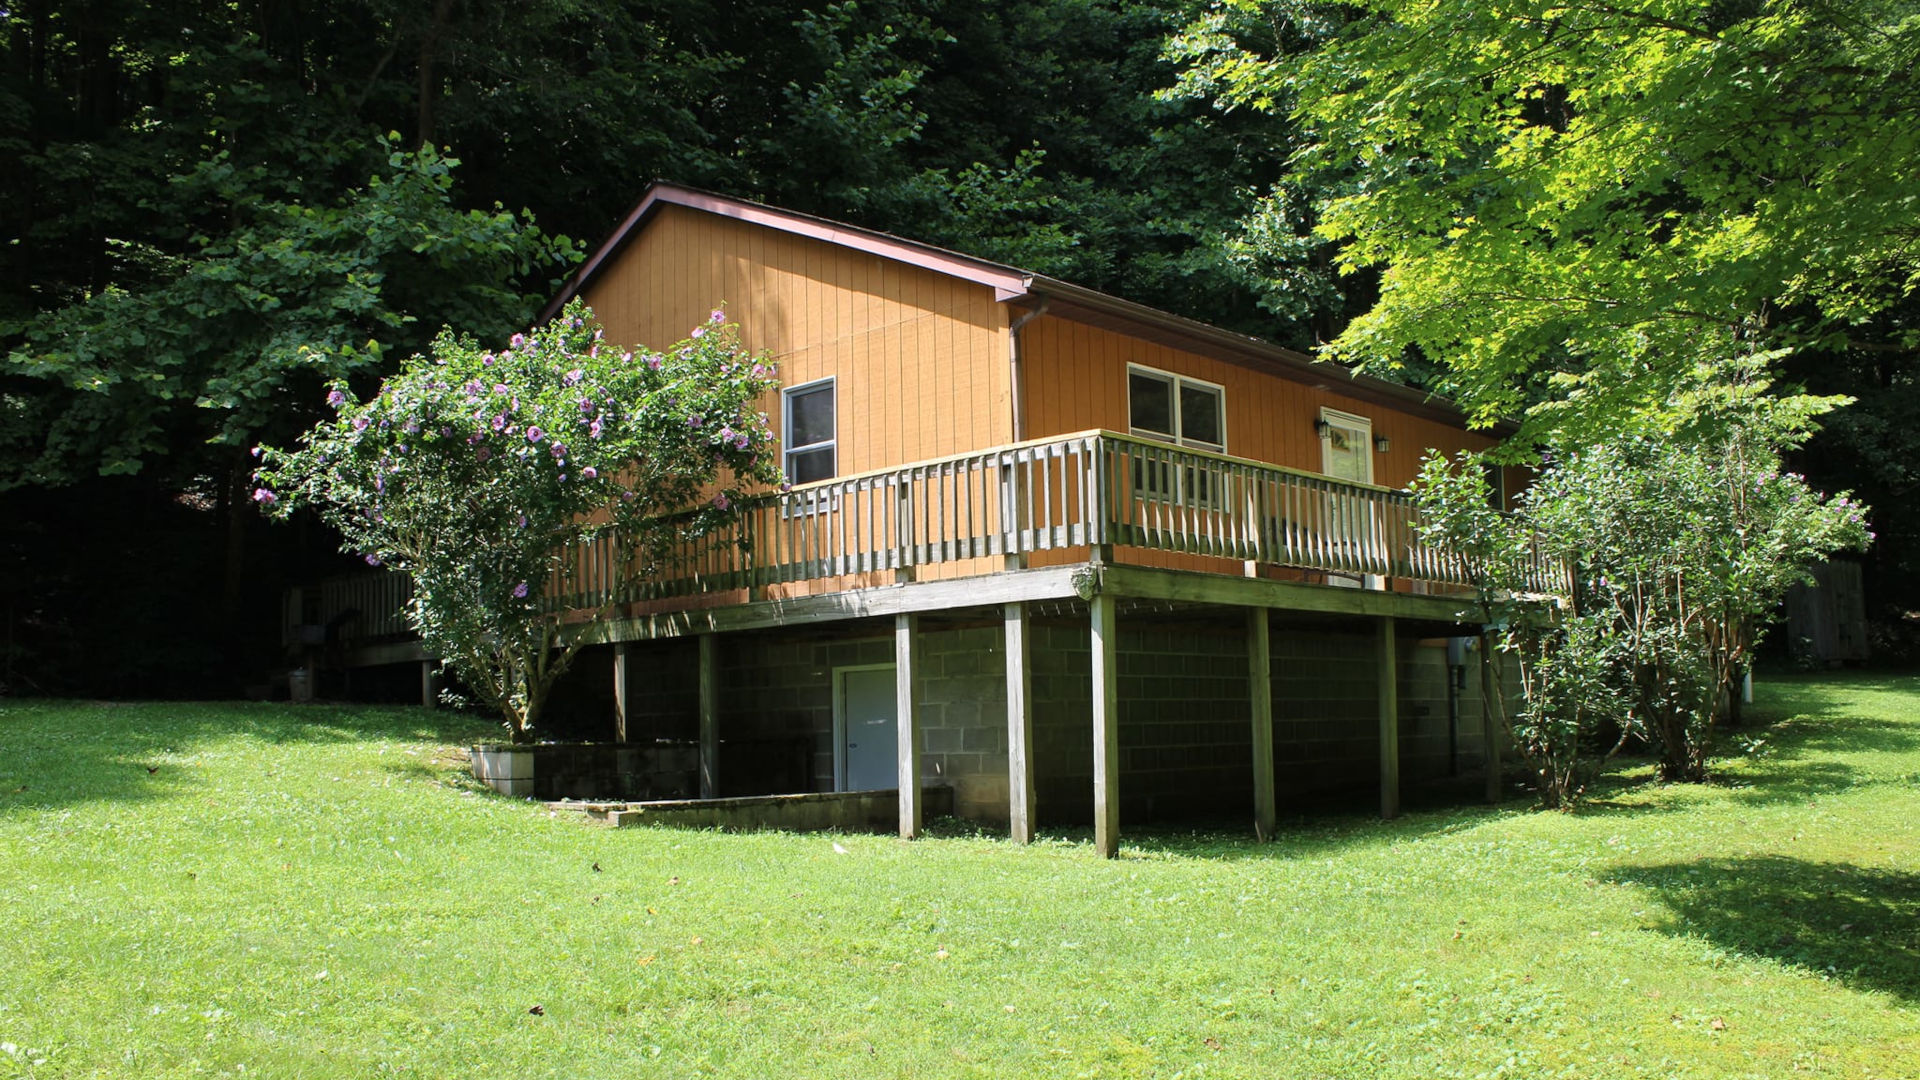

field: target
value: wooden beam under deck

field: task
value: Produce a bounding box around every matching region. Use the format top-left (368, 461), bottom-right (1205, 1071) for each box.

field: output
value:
top-left (584, 561), bottom-right (1490, 647)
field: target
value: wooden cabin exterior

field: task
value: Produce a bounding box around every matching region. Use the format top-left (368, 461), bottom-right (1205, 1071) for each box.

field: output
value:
top-left (289, 184), bottom-right (1555, 855)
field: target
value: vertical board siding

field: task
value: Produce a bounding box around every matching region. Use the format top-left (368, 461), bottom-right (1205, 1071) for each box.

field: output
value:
top-left (580, 204), bottom-right (1014, 477)
top-left (1019, 315), bottom-right (1496, 489)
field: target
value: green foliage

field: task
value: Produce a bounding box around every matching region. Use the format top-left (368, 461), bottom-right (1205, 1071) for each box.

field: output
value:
top-left (1415, 379), bottom-right (1871, 800)
top-left (1181, 0), bottom-right (1920, 444)
top-left (2, 137), bottom-right (574, 487)
top-left (255, 301), bottom-right (780, 740)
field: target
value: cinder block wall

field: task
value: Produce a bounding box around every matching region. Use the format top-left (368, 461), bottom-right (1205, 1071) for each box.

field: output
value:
top-left (606, 610), bottom-right (1514, 823)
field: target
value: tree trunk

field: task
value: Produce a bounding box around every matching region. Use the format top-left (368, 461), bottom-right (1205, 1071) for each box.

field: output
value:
top-left (415, 0), bottom-right (455, 148)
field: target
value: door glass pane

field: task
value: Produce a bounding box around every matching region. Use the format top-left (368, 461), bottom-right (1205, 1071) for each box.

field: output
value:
top-left (788, 446), bottom-right (835, 484)
top-left (1325, 424), bottom-right (1368, 483)
top-left (1180, 384), bottom-right (1222, 447)
top-left (1129, 371), bottom-right (1174, 437)
top-left (788, 384), bottom-right (834, 449)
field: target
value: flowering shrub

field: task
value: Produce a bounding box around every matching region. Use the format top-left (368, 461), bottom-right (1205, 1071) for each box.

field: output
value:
top-left (255, 299), bottom-right (780, 741)
top-left (1414, 404), bottom-right (1871, 802)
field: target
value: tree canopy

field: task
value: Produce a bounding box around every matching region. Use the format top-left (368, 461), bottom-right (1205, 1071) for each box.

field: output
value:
top-left (1179, 0), bottom-right (1920, 447)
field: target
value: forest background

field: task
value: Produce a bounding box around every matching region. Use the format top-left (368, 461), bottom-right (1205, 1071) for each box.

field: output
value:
top-left (1, 0), bottom-right (1909, 696)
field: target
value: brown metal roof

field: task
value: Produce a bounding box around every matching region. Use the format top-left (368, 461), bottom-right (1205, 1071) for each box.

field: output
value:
top-left (543, 182), bottom-right (1497, 432)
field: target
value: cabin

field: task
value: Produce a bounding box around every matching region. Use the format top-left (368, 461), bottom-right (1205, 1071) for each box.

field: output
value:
top-left (288, 184), bottom-right (1559, 855)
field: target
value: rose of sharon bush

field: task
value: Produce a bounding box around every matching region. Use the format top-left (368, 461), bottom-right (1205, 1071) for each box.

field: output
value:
top-left (255, 299), bottom-right (780, 741)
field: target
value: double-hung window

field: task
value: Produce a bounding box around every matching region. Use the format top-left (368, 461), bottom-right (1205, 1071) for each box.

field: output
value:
top-left (782, 377), bottom-right (836, 485)
top-left (1127, 365), bottom-right (1225, 503)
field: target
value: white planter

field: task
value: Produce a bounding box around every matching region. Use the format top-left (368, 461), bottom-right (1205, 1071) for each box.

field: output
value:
top-left (471, 746), bottom-right (536, 798)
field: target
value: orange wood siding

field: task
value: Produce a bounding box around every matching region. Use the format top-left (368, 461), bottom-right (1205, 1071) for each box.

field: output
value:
top-left (1020, 315), bottom-right (1496, 489)
top-left (579, 204), bottom-right (1014, 476)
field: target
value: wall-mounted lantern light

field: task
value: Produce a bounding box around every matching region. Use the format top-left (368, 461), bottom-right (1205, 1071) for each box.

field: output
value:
top-left (1313, 419), bottom-right (1332, 438)
top-left (1374, 436), bottom-right (1391, 453)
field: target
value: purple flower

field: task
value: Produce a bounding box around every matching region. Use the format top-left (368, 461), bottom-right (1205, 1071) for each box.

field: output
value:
top-left (647, 355), bottom-right (662, 370)
top-left (687, 416), bottom-right (702, 428)
top-left (509, 333), bottom-right (525, 349)
top-left (250, 445), bottom-right (263, 458)
top-left (526, 426), bottom-right (545, 443)
top-left (711, 493), bottom-right (730, 511)
top-left (734, 433), bottom-right (750, 450)
top-left (403, 420), bottom-right (420, 435)
top-left (517, 515), bottom-right (528, 529)
top-left (492, 413), bottom-right (508, 432)
top-left (482, 354), bottom-right (494, 367)
top-left (564, 368), bottom-right (585, 386)
top-left (581, 466), bottom-right (598, 480)
top-left (352, 417), bottom-right (369, 431)
top-left (621, 351), bottom-right (633, 365)
top-left (251, 488), bottom-right (277, 505)
top-left (364, 554), bottom-right (382, 567)
top-left (476, 447), bottom-right (491, 463)
top-left (494, 384), bottom-right (509, 396)
top-left (589, 420), bottom-right (603, 439)
top-left (690, 326), bottom-right (706, 339)
top-left (551, 443), bottom-right (568, 459)
top-left (709, 308), bottom-right (726, 324)
top-left (512, 582), bottom-right (530, 599)
top-left (718, 426), bottom-right (735, 442)
top-left (327, 389), bottom-right (347, 408)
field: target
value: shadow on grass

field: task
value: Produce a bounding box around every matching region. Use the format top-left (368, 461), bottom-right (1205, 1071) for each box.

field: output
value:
top-left (0, 699), bottom-right (496, 813)
top-left (1611, 855), bottom-right (1920, 1003)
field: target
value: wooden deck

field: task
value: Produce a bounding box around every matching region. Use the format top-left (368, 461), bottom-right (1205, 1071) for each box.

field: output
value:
top-left (285, 429), bottom-right (1563, 655)
top-left (562, 429), bottom-right (1564, 613)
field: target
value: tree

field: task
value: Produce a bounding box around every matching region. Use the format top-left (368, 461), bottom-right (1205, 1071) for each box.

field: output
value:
top-left (1413, 369), bottom-right (1872, 797)
top-left (254, 300), bottom-right (780, 740)
top-left (1179, 0), bottom-right (1920, 447)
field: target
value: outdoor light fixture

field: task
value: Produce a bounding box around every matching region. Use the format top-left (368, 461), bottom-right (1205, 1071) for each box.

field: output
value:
top-left (1313, 419), bottom-right (1332, 437)
top-left (1374, 436), bottom-right (1391, 453)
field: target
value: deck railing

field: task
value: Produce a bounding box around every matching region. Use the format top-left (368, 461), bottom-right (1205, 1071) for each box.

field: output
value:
top-left (562, 430), bottom-right (1568, 608)
top-left (287, 431), bottom-right (1567, 643)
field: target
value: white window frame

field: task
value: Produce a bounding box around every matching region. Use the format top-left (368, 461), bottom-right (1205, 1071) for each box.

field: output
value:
top-left (782, 376), bottom-right (837, 486)
top-left (1126, 363), bottom-right (1226, 451)
top-left (1317, 406), bottom-right (1374, 486)
top-left (1127, 364), bottom-right (1227, 506)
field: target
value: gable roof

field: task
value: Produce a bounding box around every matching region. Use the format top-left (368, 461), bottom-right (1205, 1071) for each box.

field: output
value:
top-left (543, 183), bottom-right (1493, 431)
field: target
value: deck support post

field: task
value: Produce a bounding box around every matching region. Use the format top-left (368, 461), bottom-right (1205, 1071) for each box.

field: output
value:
top-left (613, 643), bottom-right (631, 743)
top-left (896, 613), bottom-right (923, 839)
top-left (1247, 608), bottom-right (1276, 842)
top-left (1378, 615), bottom-right (1400, 820)
top-left (1091, 592), bottom-right (1120, 858)
top-left (698, 634), bottom-right (719, 799)
top-left (419, 660), bottom-right (438, 709)
top-left (1005, 601), bottom-right (1035, 843)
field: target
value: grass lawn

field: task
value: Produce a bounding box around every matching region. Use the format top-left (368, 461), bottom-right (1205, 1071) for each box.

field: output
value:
top-left (2, 673), bottom-right (1916, 1079)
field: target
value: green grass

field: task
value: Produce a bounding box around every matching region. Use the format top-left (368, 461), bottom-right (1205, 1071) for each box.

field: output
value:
top-left (2, 675), bottom-right (1917, 1079)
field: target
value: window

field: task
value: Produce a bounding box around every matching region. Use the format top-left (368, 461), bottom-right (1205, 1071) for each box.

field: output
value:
top-left (783, 378), bottom-right (836, 484)
top-left (1127, 366), bottom-right (1224, 451)
top-left (1128, 365), bottom-right (1225, 503)
top-left (1482, 462), bottom-right (1505, 511)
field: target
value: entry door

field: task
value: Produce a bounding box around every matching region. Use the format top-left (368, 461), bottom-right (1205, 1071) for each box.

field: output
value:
top-left (1320, 408), bottom-right (1374, 485)
top-left (838, 666), bottom-right (898, 791)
